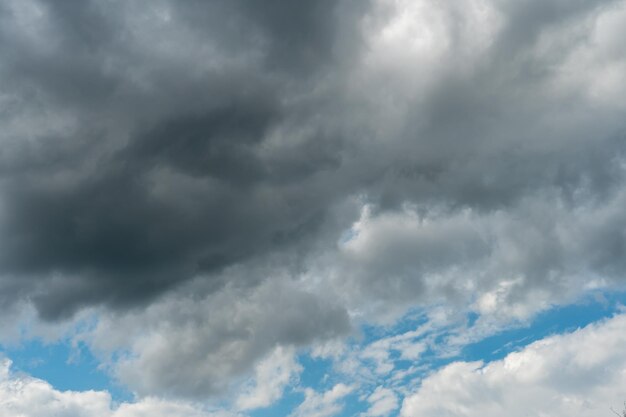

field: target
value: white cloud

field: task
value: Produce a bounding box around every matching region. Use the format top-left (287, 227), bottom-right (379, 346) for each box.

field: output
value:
top-left (0, 357), bottom-right (112, 417)
top-left (361, 387), bottom-right (398, 417)
top-left (290, 384), bottom-right (354, 417)
top-left (236, 345), bottom-right (302, 410)
top-left (0, 357), bottom-right (240, 417)
top-left (401, 313), bottom-right (626, 417)
top-left (357, 324), bottom-right (430, 379)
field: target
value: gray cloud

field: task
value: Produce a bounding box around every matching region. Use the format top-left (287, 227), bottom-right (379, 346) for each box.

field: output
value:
top-left (0, 0), bottom-right (366, 319)
top-left (87, 275), bottom-right (350, 398)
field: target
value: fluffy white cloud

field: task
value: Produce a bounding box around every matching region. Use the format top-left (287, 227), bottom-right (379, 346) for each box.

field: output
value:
top-left (0, 358), bottom-right (111, 417)
top-left (0, 357), bottom-right (238, 417)
top-left (401, 313), bottom-right (626, 417)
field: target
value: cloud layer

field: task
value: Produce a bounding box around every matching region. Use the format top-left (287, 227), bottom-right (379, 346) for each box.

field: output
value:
top-left (0, 0), bottom-right (625, 408)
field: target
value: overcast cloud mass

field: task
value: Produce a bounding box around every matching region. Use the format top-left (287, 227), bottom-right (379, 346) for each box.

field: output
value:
top-left (0, 0), bottom-right (626, 415)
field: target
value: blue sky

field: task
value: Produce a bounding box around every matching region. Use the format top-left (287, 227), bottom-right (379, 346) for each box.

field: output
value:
top-left (1, 0), bottom-right (626, 416)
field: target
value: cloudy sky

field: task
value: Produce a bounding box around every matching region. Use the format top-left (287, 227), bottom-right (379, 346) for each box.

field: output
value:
top-left (0, 0), bottom-right (626, 416)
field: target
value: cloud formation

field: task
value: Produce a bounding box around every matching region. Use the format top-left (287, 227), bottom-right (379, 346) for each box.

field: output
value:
top-left (289, 384), bottom-right (354, 417)
top-left (0, 0), bottom-right (367, 319)
top-left (85, 276), bottom-right (348, 398)
top-left (362, 386), bottom-right (399, 417)
top-left (1, 0), bottom-right (625, 315)
top-left (401, 313), bottom-right (626, 417)
top-left (0, 357), bottom-right (239, 417)
top-left (0, 0), bottom-right (625, 407)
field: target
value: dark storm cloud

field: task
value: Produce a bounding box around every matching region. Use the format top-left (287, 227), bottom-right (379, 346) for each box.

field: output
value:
top-left (0, 0), bottom-right (367, 319)
top-left (0, 99), bottom-right (339, 319)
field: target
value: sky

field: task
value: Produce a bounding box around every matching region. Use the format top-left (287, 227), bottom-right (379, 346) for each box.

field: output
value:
top-left (0, 0), bottom-right (626, 416)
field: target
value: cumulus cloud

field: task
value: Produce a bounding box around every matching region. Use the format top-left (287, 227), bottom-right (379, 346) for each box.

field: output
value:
top-left (329, 181), bottom-right (626, 321)
top-left (85, 275), bottom-right (348, 398)
top-left (0, 357), bottom-right (237, 417)
top-left (401, 313), bottom-right (626, 417)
